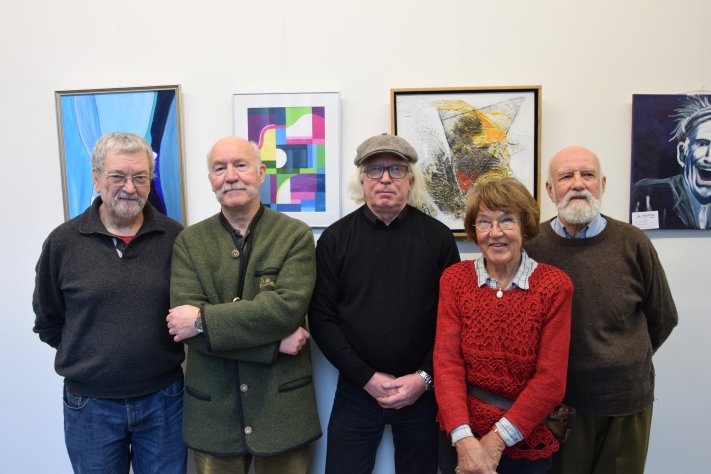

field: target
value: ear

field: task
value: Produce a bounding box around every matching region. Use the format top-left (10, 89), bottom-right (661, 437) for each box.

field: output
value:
top-left (545, 180), bottom-right (555, 202)
top-left (258, 163), bottom-right (266, 184)
top-left (677, 142), bottom-right (687, 167)
top-left (92, 170), bottom-right (101, 194)
top-left (601, 175), bottom-right (607, 194)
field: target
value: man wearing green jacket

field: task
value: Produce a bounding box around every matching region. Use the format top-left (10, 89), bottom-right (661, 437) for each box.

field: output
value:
top-left (166, 136), bottom-right (320, 473)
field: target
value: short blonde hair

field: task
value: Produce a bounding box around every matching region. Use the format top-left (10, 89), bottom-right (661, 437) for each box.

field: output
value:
top-left (463, 177), bottom-right (540, 244)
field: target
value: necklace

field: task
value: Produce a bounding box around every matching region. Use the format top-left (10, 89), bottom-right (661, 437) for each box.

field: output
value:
top-left (495, 283), bottom-right (503, 298)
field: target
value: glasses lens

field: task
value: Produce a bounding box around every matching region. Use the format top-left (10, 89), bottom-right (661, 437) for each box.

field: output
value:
top-left (132, 176), bottom-right (149, 186)
top-left (107, 175), bottom-right (126, 186)
top-left (389, 166), bottom-right (407, 179)
top-left (365, 165), bottom-right (383, 179)
top-left (475, 221), bottom-right (492, 232)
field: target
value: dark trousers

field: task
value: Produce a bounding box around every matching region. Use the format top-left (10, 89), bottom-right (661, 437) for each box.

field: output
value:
top-left (325, 375), bottom-right (438, 474)
top-left (550, 405), bottom-right (653, 474)
top-left (438, 429), bottom-right (551, 474)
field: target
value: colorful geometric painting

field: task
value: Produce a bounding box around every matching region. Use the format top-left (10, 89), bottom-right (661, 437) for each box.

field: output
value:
top-left (234, 92), bottom-right (341, 227)
top-left (247, 107), bottom-right (326, 213)
top-left (55, 85), bottom-right (185, 223)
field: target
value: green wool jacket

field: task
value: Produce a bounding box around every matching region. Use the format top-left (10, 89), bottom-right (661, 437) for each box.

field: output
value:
top-left (170, 207), bottom-right (321, 456)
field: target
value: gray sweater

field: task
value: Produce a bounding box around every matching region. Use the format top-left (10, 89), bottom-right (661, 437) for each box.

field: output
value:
top-left (33, 199), bottom-right (184, 398)
top-left (524, 216), bottom-right (678, 416)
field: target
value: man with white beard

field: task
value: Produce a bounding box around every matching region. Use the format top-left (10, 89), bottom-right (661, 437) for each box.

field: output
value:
top-left (525, 146), bottom-right (678, 474)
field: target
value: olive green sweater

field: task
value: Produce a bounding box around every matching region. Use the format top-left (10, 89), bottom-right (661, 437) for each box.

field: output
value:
top-left (170, 207), bottom-right (321, 455)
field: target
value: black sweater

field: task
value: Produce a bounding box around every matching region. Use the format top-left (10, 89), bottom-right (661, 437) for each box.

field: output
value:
top-left (33, 199), bottom-right (185, 398)
top-left (309, 205), bottom-right (460, 387)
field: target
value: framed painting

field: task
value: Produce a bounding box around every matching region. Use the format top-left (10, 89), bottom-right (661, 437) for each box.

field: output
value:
top-left (391, 86), bottom-right (541, 233)
top-left (55, 85), bottom-right (186, 224)
top-left (630, 93), bottom-right (711, 230)
top-left (233, 92), bottom-right (341, 227)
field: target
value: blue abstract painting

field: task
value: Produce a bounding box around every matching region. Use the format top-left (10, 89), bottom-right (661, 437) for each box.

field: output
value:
top-left (56, 86), bottom-right (184, 223)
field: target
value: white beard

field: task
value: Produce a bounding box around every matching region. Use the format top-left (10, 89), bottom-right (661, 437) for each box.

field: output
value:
top-left (556, 189), bottom-right (601, 224)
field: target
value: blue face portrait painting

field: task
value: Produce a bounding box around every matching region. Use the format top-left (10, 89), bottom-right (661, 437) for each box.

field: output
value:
top-left (58, 87), bottom-right (184, 223)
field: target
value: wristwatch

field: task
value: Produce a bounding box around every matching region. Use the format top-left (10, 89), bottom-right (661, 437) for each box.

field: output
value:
top-left (417, 370), bottom-right (433, 391)
top-left (194, 309), bottom-right (204, 334)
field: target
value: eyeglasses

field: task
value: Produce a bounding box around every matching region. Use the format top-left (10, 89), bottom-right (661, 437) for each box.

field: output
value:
top-left (473, 217), bottom-right (518, 232)
top-left (364, 164), bottom-right (409, 180)
top-left (105, 174), bottom-right (150, 187)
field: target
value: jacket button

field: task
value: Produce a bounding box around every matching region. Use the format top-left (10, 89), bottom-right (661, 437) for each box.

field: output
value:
top-left (240, 384), bottom-right (248, 392)
top-left (231, 249), bottom-right (240, 258)
top-left (244, 426), bottom-right (253, 435)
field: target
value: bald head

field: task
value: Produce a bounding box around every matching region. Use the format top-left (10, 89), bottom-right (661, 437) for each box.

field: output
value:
top-left (207, 136), bottom-right (261, 170)
top-left (548, 146), bottom-right (602, 184)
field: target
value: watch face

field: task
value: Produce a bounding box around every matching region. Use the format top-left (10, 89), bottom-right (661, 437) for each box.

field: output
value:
top-left (195, 317), bottom-right (203, 333)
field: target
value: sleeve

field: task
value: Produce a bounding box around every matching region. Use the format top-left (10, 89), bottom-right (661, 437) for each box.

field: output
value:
top-left (504, 272), bottom-right (573, 437)
top-left (418, 231), bottom-right (461, 376)
top-left (170, 225), bottom-right (316, 363)
top-left (433, 266), bottom-right (471, 433)
top-left (32, 236), bottom-right (64, 349)
top-left (641, 241), bottom-right (678, 352)
top-left (308, 228), bottom-right (375, 388)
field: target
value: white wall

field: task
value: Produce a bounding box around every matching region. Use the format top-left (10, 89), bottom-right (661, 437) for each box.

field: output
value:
top-left (1, 0), bottom-right (708, 472)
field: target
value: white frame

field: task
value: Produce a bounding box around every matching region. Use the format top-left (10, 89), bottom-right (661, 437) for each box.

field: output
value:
top-left (233, 91), bottom-right (341, 227)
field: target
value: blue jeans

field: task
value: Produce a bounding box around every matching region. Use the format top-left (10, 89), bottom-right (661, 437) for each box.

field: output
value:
top-left (325, 375), bottom-right (438, 474)
top-left (63, 378), bottom-right (187, 474)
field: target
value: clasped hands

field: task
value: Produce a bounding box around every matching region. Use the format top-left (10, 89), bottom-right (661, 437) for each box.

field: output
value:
top-left (166, 304), bottom-right (310, 355)
top-left (363, 371), bottom-right (427, 409)
top-left (454, 430), bottom-right (505, 474)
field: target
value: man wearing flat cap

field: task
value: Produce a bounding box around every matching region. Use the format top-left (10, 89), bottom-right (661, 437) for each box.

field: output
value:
top-left (309, 133), bottom-right (460, 473)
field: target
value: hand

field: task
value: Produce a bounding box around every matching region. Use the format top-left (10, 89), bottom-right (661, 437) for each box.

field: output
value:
top-left (166, 305), bottom-right (201, 342)
top-left (454, 435), bottom-right (500, 474)
top-left (279, 327), bottom-right (310, 355)
top-left (376, 373), bottom-right (427, 409)
top-left (362, 372), bottom-right (397, 400)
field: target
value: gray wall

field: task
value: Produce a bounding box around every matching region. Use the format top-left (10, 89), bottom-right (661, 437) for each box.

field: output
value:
top-left (2, 0), bottom-right (708, 472)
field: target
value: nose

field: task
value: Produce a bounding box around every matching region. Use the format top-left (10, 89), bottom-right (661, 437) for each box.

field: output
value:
top-left (379, 169), bottom-right (393, 183)
top-left (571, 171), bottom-right (585, 189)
top-left (122, 178), bottom-right (137, 193)
top-left (489, 222), bottom-right (505, 236)
top-left (225, 164), bottom-right (239, 182)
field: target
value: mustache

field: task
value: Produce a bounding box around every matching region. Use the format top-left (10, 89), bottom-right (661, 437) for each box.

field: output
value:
top-left (561, 190), bottom-right (594, 206)
top-left (115, 191), bottom-right (142, 201)
top-left (220, 182), bottom-right (249, 193)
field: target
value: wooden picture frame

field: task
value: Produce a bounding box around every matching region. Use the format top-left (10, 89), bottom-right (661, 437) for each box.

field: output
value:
top-left (391, 86), bottom-right (541, 234)
top-left (55, 85), bottom-right (186, 223)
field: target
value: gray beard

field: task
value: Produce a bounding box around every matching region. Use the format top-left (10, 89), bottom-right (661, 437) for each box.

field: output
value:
top-left (110, 193), bottom-right (145, 219)
top-left (557, 191), bottom-right (601, 224)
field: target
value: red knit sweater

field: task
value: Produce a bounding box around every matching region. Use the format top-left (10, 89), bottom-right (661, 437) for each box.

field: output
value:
top-left (434, 260), bottom-right (573, 460)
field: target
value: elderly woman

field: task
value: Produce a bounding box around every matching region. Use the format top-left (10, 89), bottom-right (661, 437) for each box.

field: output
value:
top-left (434, 177), bottom-right (573, 474)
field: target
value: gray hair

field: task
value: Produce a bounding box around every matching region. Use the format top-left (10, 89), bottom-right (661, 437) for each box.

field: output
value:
top-left (347, 163), bottom-right (428, 208)
top-left (671, 95), bottom-right (711, 142)
top-left (206, 139), bottom-right (262, 171)
top-left (91, 132), bottom-right (155, 178)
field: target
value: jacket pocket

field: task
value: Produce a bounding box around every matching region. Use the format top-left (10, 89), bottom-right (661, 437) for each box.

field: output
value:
top-left (185, 385), bottom-right (212, 401)
top-left (255, 267), bottom-right (280, 291)
top-left (278, 376), bottom-right (313, 393)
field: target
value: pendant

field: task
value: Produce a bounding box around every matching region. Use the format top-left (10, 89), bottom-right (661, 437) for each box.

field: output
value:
top-left (496, 289), bottom-right (503, 298)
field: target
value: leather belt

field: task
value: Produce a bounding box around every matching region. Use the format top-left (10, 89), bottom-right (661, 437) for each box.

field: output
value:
top-left (467, 384), bottom-right (514, 411)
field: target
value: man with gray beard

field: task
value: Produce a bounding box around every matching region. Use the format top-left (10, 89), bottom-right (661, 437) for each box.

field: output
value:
top-left (524, 146), bottom-right (678, 474)
top-left (33, 132), bottom-right (187, 473)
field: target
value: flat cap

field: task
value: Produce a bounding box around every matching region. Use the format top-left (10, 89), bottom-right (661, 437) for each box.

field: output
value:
top-left (354, 133), bottom-right (418, 166)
